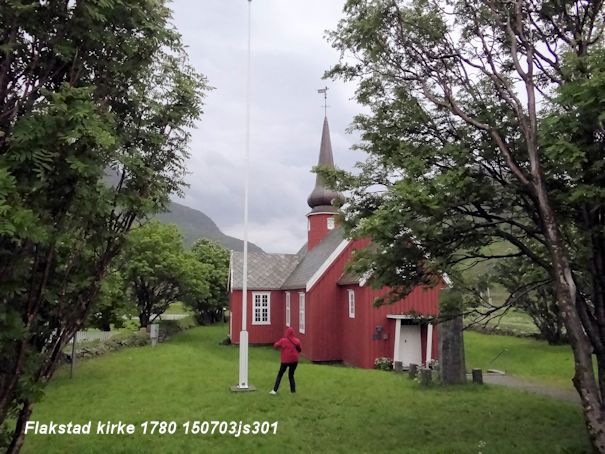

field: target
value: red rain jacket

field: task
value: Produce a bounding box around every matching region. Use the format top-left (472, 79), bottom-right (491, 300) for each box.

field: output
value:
top-left (273, 327), bottom-right (301, 363)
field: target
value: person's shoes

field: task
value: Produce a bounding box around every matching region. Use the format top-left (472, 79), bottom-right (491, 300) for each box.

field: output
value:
top-left (269, 390), bottom-right (277, 395)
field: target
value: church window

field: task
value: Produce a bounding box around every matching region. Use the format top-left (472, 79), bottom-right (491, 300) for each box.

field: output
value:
top-left (285, 292), bottom-right (291, 326)
top-left (348, 289), bottom-right (355, 318)
top-left (252, 292), bottom-right (270, 325)
top-left (299, 292), bottom-right (305, 333)
top-left (327, 217), bottom-right (335, 230)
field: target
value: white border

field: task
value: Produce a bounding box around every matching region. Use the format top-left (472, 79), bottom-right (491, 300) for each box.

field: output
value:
top-left (285, 292), bottom-right (291, 327)
top-left (348, 289), bottom-right (355, 318)
top-left (299, 292), bottom-right (305, 334)
top-left (251, 291), bottom-right (271, 325)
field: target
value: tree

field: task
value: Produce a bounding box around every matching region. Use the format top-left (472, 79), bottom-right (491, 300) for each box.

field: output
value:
top-left (326, 0), bottom-right (605, 449)
top-left (121, 222), bottom-right (210, 328)
top-left (493, 257), bottom-right (566, 344)
top-left (0, 1), bottom-right (206, 451)
top-left (87, 269), bottom-right (133, 332)
top-left (188, 238), bottom-right (229, 324)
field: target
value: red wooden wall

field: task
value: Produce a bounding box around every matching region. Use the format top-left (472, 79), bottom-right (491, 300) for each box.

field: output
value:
top-left (229, 289), bottom-right (285, 344)
top-left (307, 213), bottom-right (334, 251)
top-left (229, 236), bottom-right (443, 369)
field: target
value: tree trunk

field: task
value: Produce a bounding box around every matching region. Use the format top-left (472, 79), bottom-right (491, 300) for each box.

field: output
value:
top-left (100, 319), bottom-right (111, 332)
top-left (7, 401), bottom-right (32, 454)
top-left (537, 189), bottom-right (605, 451)
top-left (139, 313), bottom-right (149, 328)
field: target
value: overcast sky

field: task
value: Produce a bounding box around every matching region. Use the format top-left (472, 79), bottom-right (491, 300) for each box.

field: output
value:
top-left (170, 0), bottom-right (365, 253)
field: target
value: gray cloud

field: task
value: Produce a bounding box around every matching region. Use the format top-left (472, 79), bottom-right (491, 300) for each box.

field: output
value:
top-left (172, 0), bottom-right (365, 253)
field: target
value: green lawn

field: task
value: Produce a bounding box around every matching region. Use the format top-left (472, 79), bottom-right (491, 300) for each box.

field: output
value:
top-left (21, 325), bottom-right (589, 453)
top-left (164, 301), bottom-right (191, 314)
top-left (459, 241), bottom-right (543, 337)
top-left (465, 331), bottom-right (575, 389)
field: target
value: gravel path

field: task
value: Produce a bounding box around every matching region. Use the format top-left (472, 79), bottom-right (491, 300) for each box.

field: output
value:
top-left (477, 373), bottom-right (580, 404)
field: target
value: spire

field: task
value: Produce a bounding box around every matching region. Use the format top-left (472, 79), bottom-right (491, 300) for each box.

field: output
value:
top-left (307, 116), bottom-right (344, 212)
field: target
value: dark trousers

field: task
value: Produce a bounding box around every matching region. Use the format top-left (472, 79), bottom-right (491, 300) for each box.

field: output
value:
top-left (273, 362), bottom-right (298, 392)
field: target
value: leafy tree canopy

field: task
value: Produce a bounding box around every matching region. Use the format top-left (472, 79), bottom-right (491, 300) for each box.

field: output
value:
top-left (325, 0), bottom-right (605, 449)
top-left (0, 1), bottom-right (207, 451)
top-left (121, 222), bottom-right (210, 328)
top-left (188, 238), bottom-right (229, 324)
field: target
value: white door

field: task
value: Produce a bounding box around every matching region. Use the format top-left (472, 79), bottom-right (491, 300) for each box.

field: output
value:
top-left (398, 324), bottom-right (422, 367)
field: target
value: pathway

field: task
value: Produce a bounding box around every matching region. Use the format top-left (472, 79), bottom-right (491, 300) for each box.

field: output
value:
top-left (477, 373), bottom-right (580, 404)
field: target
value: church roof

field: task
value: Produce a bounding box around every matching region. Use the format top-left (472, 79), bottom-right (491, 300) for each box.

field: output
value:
top-left (230, 228), bottom-right (348, 291)
top-left (281, 228), bottom-right (345, 290)
top-left (231, 252), bottom-right (300, 290)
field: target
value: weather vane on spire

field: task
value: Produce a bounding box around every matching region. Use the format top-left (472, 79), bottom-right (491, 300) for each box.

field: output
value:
top-left (317, 86), bottom-right (329, 117)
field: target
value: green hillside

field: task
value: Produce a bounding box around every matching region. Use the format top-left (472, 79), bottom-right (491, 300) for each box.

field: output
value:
top-left (155, 201), bottom-right (263, 252)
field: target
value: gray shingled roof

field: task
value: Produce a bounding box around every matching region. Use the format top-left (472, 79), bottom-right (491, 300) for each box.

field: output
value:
top-left (337, 270), bottom-right (359, 286)
top-left (281, 228), bottom-right (346, 290)
top-left (231, 252), bottom-right (300, 290)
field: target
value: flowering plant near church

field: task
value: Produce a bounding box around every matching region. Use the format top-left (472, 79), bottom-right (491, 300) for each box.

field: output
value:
top-left (374, 357), bottom-right (393, 371)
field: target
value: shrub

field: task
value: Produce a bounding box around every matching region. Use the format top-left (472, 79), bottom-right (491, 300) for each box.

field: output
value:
top-left (374, 357), bottom-right (393, 371)
top-left (158, 316), bottom-right (198, 340)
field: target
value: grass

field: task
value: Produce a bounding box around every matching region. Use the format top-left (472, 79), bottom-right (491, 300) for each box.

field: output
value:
top-left (164, 302), bottom-right (191, 315)
top-left (466, 307), bottom-right (540, 336)
top-left (21, 325), bottom-right (589, 453)
top-left (465, 331), bottom-right (575, 389)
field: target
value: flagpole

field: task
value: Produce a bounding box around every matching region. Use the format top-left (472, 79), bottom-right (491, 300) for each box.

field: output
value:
top-left (235, 0), bottom-right (254, 392)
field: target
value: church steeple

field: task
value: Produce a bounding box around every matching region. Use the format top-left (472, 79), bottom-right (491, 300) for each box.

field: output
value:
top-left (307, 116), bottom-right (344, 212)
top-left (306, 116), bottom-right (344, 252)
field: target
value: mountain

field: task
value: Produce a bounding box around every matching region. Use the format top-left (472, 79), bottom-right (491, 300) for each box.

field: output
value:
top-left (155, 201), bottom-right (263, 252)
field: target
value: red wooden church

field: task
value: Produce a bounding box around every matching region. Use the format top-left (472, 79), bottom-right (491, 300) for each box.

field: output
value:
top-left (229, 116), bottom-right (443, 369)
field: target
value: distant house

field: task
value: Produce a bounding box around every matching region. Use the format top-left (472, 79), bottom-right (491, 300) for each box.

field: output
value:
top-left (229, 116), bottom-right (443, 369)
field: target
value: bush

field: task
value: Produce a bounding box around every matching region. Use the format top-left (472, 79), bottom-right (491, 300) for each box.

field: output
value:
top-left (66, 330), bottom-right (149, 362)
top-left (374, 357), bottom-right (393, 371)
top-left (158, 316), bottom-right (197, 341)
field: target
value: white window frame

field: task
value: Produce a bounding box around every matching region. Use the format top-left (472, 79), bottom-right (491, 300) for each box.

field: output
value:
top-left (348, 289), bottom-right (355, 318)
top-left (299, 292), bottom-right (305, 334)
top-left (285, 292), bottom-right (291, 327)
top-left (252, 292), bottom-right (271, 325)
top-left (327, 216), bottom-right (335, 230)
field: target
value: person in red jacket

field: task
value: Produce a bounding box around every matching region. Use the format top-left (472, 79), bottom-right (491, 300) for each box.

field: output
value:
top-left (270, 327), bottom-right (301, 394)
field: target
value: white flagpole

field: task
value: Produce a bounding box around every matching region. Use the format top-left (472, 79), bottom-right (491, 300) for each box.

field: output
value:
top-left (237, 0), bottom-right (253, 390)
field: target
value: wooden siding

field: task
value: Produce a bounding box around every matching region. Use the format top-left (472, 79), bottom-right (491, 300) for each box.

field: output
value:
top-left (307, 213), bottom-right (334, 251)
top-left (229, 236), bottom-right (442, 369)
top-left (305, 238), bottom-right (370, 361)
top-left (229, 290), bottom-right (285, 344)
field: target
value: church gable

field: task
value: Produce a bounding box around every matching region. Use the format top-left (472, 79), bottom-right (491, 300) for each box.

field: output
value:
top-left (281, 228), bottom-right (347, 290)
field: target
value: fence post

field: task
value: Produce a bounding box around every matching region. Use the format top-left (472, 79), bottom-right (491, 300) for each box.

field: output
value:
top-left (70, 332), bottom-right (77, 379)
top-left (472, 368), bottom-right (483, 384)
top-left (409, 363), bottom-right (418, 379)
top-left (419, 368), bottom-right (432, 386)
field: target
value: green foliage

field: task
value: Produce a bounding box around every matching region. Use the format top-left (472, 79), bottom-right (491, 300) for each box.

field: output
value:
top-left (87, 269), bottom-right (134, 332)
top-left (326, 3), bottom-right (605, 445)
top-left (187, 238), bottom-right (229, 324)
top-left (159, 315), bottom-right (198, 338)
top-left (439, 288), bottom-right (464, 316)
top-left (373, 356), bottom-right (393, 371)
top-left (0, 0), bottom-right (207, 448)
top-left (121, 222), bottom-right (210, 327)
top-left (324, 0), bottom-right (605, 310)
top-left (492, 258), bottom-right (567, 345)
